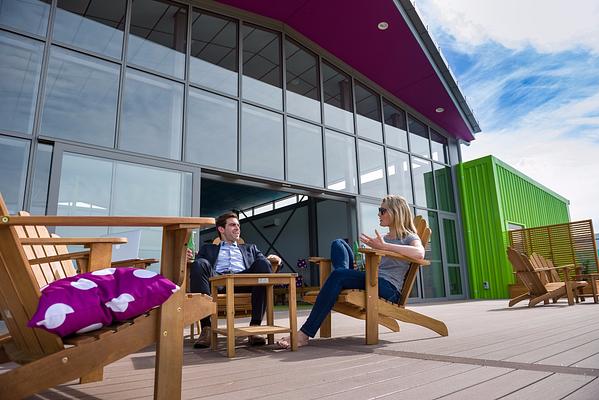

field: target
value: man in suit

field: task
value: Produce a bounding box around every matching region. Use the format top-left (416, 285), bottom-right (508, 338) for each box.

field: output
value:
top-left (187, 211), bottom-right (281, 348)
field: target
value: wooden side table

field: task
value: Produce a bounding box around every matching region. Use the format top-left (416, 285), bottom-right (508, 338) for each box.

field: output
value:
top-left (209, 273), bottom-right (298, 357)
top-left (576, 273), bottom-right (599, 303)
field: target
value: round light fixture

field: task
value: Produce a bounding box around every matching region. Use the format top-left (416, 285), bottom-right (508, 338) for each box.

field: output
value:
top-left (377, 21), bottom-right (389, 30)
top-left (435, 107), bottom-right (445, 113)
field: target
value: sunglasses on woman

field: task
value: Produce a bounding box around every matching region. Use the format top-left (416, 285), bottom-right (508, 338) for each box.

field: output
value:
top-left (378, 207), bottom-right (387, 215)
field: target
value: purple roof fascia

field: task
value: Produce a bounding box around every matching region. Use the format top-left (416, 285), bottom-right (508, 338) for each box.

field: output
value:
top-left (216, 0), bottom-right (478, 142)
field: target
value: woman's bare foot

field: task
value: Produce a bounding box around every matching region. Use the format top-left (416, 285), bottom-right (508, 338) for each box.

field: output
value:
top-left (277, 330), bottom-right (309, 349)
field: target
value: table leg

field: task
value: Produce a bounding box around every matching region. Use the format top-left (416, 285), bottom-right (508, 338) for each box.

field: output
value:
top-left (210, 281), bottom-right (218, 351)
top-left (266, 285), bottom-right (274, 345)
top-left (226, 277), bottom-right (235, 358)
top-left (289, 276), bottom-right (297, 351)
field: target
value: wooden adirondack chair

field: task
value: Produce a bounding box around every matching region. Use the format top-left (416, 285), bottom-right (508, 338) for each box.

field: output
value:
top-left (304, 215), bottom-right (448, 345)
top-left (0, 193), bottom-right (216, 400)
top-left (506, 247), bottom-right (586, 307)
top-left (189, 237), bottom-right (281, 340)
top-left (528, 253), bottom-right (587, 304)
top-left (16, 211), bottom-right (159, 285)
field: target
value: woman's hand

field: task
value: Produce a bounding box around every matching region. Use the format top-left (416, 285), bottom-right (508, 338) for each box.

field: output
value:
top-left (186, 248), bottom-right (195, 263)
top-left (359, 230), bottom-right (387, 250)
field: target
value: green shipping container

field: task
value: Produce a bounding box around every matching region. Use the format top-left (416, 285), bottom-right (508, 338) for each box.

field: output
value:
top-left (457, 156), bottom-right (570, 299)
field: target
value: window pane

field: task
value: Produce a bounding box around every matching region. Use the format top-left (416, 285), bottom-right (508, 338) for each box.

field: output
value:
top-left (30, 143), bottom-right (52, 215)
top-left (285, 39), bottom-right (320, 122)
top-left (448, 266), bottom-right (462, 296)
top-left (53, 0), bottom-right (125, 59)
top-left (386, 149), bottom-right (413, 203)
top-left (355, 82), bottom-right (382, 142)
top-left (434, 163), bottom-right (455, 212)
top-left (359, 201), bottom-right (380, 238)
top-left (325, 130), bottom-right (357, 193)
top-left (57, 152), bottom-right (192, 267)
top-left (322, 62), bottom-right (353, 133)
top-left (0, 0), bottom-right (50, 36)
top-left (383, 100), bottom-right (407, 149)
top-left (186, 88), bottom-right (237, 170)
top-left (408, 115), bottom-right (430, 158)
top-left (120, 68), bottom-right (183, 159)
top-left (190, 10), bottom-right (238, 96)
top-left (242, 25), bottom-right (282, 110)
top-left (415, 210), bottom-right (445, 298)
top-left (128, 0), bottom-right (187, 79)
top-left (241, 104), bottom-right (283, 179)
top-left (443, 218), bottom-right (459, 265)
top-left (0, 31), bottom-right (43, 134)
top-left (431, 129), bottom-right (449, 163)
top-left (358, 140), bottom-right (386, 198)
top-left (41, 46), bottom-right (119, 147)
top-left (412, 156), bottom-right (436, 209)
top-left (0, 136), bottom-right (29, 213)
top-left (287, 118), bottom-right (323, 187)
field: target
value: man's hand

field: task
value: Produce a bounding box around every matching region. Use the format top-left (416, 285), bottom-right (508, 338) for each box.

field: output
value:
top-left (186, 248), bottom-right (195, 263)
top-left (359, 230), bottom-right (387, 251)
top-left (267, 254), bottom-right (282, 266)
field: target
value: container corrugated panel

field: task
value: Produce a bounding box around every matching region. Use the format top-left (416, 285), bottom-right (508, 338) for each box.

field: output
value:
top-left (457, 156), bottom-right (570, 299)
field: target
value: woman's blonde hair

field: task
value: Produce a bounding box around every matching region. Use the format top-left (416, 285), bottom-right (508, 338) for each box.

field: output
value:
top-left (382, 195), bottom-right (417, 239)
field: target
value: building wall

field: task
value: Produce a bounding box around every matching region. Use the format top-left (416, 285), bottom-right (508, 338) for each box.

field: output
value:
top-left (0, 0), bottom-right (468, 301)
top-left (457, 156), bottom-right (570, 299)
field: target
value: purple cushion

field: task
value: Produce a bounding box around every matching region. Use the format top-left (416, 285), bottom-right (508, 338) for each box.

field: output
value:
top-left (28, 267), bottom-right (179, 337)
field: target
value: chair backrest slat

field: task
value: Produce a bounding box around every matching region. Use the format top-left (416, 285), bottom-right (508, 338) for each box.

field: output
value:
top-left (0, 196), bottom-right (64, 360)
top-left (507, 247), bottom-right (548, 295)
top-left (399, 215), bottom-right (432, 306)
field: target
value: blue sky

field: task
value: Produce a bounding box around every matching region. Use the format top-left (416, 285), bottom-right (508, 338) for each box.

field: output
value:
top-left (415, 0), bottom-right (599, 228)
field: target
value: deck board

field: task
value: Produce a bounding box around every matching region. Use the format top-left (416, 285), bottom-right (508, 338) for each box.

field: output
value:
top-left (5, 299), bottom-right (596, 400)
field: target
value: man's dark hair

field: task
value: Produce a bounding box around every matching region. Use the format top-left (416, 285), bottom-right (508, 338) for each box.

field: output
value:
top-left (215, 211), bottom-right (239, 233)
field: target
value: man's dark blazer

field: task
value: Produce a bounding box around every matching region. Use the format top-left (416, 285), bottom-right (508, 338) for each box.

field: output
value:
top-left (196, 242), bottom-right (269, 270)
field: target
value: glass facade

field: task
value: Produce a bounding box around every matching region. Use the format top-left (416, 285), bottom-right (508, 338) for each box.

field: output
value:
top-left (0, 1), bottom-right (464, 301)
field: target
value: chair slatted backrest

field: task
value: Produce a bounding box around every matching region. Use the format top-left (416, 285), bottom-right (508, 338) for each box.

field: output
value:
top-left (16, 211), bottom-right (78, 287)
top-left (0, 198), bottom-right (64, 360)
top-left (529, 253), bottom-right (560, 283)
top-left (507, 247), bottom-right (548, 295)
top-left (399, 215), bottom-right (432, 307)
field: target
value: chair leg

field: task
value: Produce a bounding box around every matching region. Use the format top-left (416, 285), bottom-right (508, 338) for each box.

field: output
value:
top-left (320, 313), bottom-right (331, 338)
top-left (80, 368), bottom-right (103, 384)
top-left (508, 293), bottom-right (529, 307)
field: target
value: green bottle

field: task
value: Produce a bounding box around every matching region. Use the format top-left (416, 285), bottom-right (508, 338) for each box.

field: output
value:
top-left (353, 240), bottom-right (363, 270)
top-left (187, 231), bottom-right (196, 252)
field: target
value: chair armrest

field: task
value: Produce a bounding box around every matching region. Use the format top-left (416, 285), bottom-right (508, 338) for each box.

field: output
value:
top-left (308, 257), bottom-right (331, 263)
top-left (533, 265), bottom-right (575, 272)
top-left (359, 247), bottom-right (430, 266)
top-left (28, 251), bottom-right (90, 265)
top-left (111, 258), bottom-right (159, 269)
top-left (19, 237), bottom-right (127, 245)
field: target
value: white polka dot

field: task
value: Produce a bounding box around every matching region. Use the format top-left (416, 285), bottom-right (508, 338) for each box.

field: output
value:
top-left (92, 268), bottom-right (116, 276)
top-left (76, 323), bottom-right (104, 334)
top-left (71, 278), bottom-right (97, 290)
top-left (37, 303), bottom-right (75, 329)
top-left (172, 285), bottom-right (180, 293)
top-left (105, 293), bottom-right (135, 313)
top-left (132, 269), bottom-right (158, 279)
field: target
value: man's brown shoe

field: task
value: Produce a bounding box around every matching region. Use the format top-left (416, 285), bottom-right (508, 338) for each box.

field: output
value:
top-left (247, 335), bottom-right (266, 346)
top-left (193, 327), bottom-right (211, 349)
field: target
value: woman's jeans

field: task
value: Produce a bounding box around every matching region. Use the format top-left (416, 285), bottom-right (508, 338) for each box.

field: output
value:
top-left (300, 240), bottom-right (400, 338)
top-left (330, 238), bottom-right (354, 270)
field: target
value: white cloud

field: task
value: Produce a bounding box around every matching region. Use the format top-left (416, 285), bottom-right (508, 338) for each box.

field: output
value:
top-left (462, 91), bottom-right (599, 228)
top-left (416, 0), bottom-right (599, 54)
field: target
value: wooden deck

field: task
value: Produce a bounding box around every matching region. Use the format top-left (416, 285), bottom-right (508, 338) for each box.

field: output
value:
top-left (3, 299), bottom-right (599, 399)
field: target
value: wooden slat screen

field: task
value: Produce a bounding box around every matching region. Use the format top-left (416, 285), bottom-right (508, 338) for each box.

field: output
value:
top-left (508, 220), bottom-right (598, 274)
